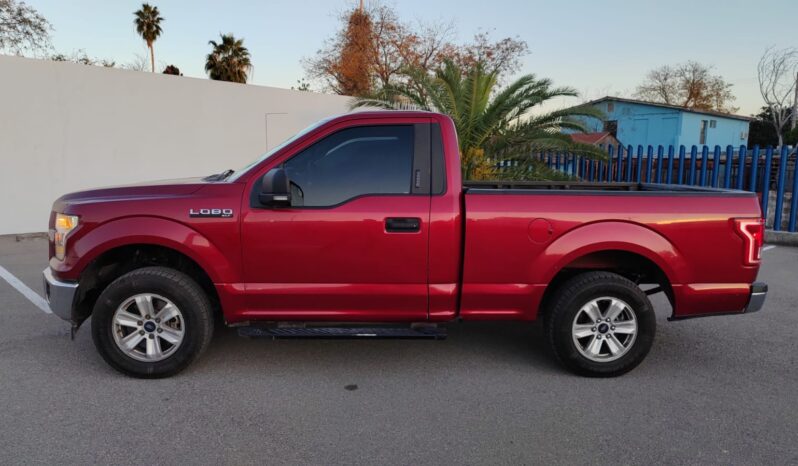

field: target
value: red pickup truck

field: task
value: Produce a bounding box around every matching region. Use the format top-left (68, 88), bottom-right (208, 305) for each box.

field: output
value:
top-left (43, 111), bottom-right (767, 378)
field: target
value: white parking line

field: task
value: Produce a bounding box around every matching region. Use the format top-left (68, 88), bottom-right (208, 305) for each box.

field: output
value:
top-left (762, 245), bottom-right (776, 252)
top-left (0, 265), bottom-right (51, 313)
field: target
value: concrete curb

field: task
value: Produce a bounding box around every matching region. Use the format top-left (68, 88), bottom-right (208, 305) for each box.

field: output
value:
top-left (0, 232), bottom-right (48, 242)
top-left (765, 230), bottom-right (798, 247)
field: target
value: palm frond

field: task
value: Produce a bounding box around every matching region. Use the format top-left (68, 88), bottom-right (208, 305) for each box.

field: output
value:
top-left (350, 60), bottom-right (607, 180)
top-left (205, 33), bottom-right (252, 83)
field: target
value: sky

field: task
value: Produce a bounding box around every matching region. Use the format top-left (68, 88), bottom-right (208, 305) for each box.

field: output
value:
top-left (29, 0), bottom-right (798, 116)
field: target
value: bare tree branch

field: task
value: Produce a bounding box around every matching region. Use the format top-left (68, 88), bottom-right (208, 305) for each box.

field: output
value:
top-left (50, 49), bottom-right (116, 67)
top-left (634, 61), bottom-right (737, 113)
top-left (122, 53), bottom-right (149, 71)
top-left (757, 46), bottom-right (798, 148)
top-left (0, 0), bottom-right (52, 56)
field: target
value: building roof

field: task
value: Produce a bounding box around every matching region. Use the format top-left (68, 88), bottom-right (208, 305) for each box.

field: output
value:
top-left (583, 96), bottom-right (752, 122)
top-left (569, 132), bottom-right (615, 145)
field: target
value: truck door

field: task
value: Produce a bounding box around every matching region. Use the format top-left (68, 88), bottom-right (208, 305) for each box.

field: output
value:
top-left (240, 122), bottom-right (432, 321)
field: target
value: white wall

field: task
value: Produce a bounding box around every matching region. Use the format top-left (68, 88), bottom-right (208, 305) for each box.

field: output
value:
top-left (0, 55), bottom-right (353, 234)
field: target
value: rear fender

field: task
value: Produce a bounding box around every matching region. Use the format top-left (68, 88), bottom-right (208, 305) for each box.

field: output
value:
top-left (538, 221), bottom-right (687, 287)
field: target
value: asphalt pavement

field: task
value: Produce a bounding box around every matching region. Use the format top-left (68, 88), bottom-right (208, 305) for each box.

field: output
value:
top-left (0, 236), bottom-right (796, 465)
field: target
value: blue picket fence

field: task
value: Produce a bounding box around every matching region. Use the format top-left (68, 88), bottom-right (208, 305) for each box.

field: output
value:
top-left (526, 145), bottom-right (798, 232)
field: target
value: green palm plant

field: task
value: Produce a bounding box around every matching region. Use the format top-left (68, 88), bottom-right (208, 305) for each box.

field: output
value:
top-left (133, 3), bottom-right (163, 73)
top-left (353, 61), bottom-right (606, 180)
top-left (205, 34), bottom-right (252, 84)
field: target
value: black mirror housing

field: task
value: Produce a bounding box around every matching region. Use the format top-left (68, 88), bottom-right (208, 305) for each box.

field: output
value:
top-left (259, 168), bottom-right (291, 207)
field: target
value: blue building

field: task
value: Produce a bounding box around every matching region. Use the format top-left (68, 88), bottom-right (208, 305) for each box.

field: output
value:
top-left (569, 97), bottom-right (752, 148)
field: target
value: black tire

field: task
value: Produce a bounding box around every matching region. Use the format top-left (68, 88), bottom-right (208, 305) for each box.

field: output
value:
top-left (544, 271), bottom-right (656, 377)
top-left (91, 267), bottom-right (214, 378)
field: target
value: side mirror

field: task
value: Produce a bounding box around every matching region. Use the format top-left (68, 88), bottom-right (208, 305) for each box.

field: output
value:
top-left (259, 168), bottom-right (292, 207)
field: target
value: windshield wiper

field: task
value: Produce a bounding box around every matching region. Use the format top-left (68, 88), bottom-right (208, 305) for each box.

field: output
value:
top-left (203, 169), bottom-right (235, 181)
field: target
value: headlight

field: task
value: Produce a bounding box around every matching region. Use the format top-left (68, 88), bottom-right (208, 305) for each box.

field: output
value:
top-left (54, 213), bottom-right (79, 260)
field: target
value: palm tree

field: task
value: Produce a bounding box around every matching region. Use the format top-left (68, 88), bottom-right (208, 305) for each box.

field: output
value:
top-left (353, 61), bottom-right (606, 180)
top-left (205, 34), bottom-right (252, 84)
top-left (133, 3), bottom-right (163, 73)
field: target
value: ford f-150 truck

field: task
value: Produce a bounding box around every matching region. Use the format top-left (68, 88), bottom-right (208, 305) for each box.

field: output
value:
top-left (43, 111), bottom-right (767, 378)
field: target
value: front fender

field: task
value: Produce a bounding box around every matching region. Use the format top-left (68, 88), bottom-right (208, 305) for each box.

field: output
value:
top-left (50, 216), bottom-right (237, 283)
top-left (537, 221), bottom-right (687, 286)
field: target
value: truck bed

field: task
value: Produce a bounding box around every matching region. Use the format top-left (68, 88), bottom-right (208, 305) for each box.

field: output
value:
top-left (459, 180), bottom-right (762, 321)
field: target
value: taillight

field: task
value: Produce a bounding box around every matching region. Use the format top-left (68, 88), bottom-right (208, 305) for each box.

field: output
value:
top-left (733, 218), bottom-right (764, 266)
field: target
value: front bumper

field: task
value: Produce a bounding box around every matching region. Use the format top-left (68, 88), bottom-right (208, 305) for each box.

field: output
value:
top-left (744, 282), bottom-right (768, 313)
top-left (42, 268), bottom-right (78, 321)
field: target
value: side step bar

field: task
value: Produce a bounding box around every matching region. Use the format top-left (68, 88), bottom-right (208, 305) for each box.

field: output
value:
top-left (238, 326), bottom-right (447, 340)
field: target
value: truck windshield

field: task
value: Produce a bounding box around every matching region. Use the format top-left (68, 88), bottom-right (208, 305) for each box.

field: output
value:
top-left (227, 118), bottom-right (331, 182)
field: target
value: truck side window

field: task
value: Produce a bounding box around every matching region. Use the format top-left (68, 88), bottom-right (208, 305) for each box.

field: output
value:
top-left (284, 125), bottom-right (414, 207)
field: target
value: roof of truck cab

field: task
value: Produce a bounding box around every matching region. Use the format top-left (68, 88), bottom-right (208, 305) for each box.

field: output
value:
top-left (331, 110), bottom-right (442, 120)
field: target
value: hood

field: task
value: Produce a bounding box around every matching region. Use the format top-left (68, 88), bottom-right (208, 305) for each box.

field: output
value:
top-left (53, 177), bottom-right (211, 210)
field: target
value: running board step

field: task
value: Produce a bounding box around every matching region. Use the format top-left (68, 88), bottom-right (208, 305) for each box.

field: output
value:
top-left (237, 326), bottom-right (447, 340)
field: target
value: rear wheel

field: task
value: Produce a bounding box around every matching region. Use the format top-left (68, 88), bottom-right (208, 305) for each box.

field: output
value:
top-left (91, 267), bottom-right (214, 378)
top-left (545, 271), bottom-right (656, 377)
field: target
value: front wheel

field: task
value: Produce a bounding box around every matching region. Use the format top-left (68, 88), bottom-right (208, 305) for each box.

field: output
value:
top-left (545, 271), bottom-right (656, 377)
top-left (91, 267), bottom-right (214, 378)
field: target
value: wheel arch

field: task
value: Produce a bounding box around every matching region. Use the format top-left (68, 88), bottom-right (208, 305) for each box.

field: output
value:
top-left (73, 242), bottom-right (222, 326)
top-left (535, 221), bottom-right (685, 320)
top-left (68, 216), bottom-right (235, 284)
top-left (67, 217), bottom-right (232, 325)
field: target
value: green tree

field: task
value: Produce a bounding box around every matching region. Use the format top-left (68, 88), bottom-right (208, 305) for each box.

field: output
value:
top-left (162, 64), bottom-right (181, 75)
top-left (353, 61), bottom-right (604, 180)
top-left (205, 34), bottom-right (252, 83)
top-left (133, 3), bottom-right (163, 73)
top-left (749, 106), bottom-right (798, 148)
top-left (292, 78), bottom-right (311, 91)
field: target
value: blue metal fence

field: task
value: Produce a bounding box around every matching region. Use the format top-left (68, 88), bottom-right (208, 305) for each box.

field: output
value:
top-left (530, 145), bottom-right (798, 232)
